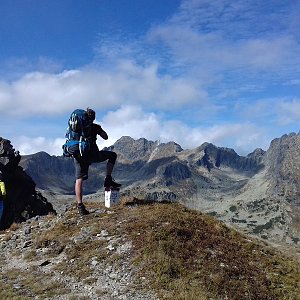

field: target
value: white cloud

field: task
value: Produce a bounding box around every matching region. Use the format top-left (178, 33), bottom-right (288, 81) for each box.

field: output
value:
top-left (0, 82), bottom-right (12, 107)
top-left (237, 37), bottom-right (296, 69)
top-left (97, 106), bottom-right (268, 155)
top-left (276, 99), bottom-right (300, 125)
top-left (144, 0), bottom-right (300, 88)
top-left (98, 105), bottom-right (161, 148)
top-left (13, 136), bottom-right (65, 156)
top-left (204, 123), bottom-right (268, 153)
top-left (174, 0), bottom-right (296, 40)
top-left (236, 99), bottom-right (276, 121)
top-left (0, 56), bottom-right (63, 81)
top-left (0, 60), bottom-right (206, 117)
top-left (148, 24), bottom-right (297, 74)
top-left (235, 97), bottom-right (300, 129)
top-left (158, 121), bottom-right (268, 155)
top-left (10, 104), bottom-right (272, 157)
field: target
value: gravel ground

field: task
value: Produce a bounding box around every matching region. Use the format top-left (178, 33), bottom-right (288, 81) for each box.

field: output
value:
top-left (0, 203), bottom-right (157, 300)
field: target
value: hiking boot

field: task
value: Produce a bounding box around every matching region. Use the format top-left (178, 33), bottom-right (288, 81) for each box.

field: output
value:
top-left (77, 203), bottom-right (89, 216)
top-left (104, 176), bottom-right (121, 188)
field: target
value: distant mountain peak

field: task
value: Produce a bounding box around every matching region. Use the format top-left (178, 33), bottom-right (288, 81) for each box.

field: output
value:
top-left (247, 148), bottom-right (265, 159)
top-left (108, 136), bottom-right (183, 163)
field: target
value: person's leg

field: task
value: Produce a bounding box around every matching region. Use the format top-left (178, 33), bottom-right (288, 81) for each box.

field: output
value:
top-left (75, 178), bottom-right (83, 204)
top-left (74, 157), bottom-right (90, 215)
top-left (92, 150), bottom-right (121, 188)
top-left (106, 162), bottom-right (114, 176)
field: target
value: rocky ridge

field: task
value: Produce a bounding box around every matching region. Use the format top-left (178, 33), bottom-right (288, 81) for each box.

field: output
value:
top-left (19, 133), bottom-right (300, 246)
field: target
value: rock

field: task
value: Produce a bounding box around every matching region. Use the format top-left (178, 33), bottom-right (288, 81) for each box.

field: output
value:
top-left (265, 132), bottom-right (300, 206)
top-left (105, 136), bottom-right (158, 162)
top-left (107, 244), bottom-right (115, 251)
top-left (99, 229), bottom-right (109, 237)
top-left (161, 161), bottom-right (191, 186)
top-left (0, 137), bottom-right (56, 229)
top-left (106, 136), bottom-right (183, 163)
top-left (24, 228), bottom-right (31, 235)
top-left (23, 241), bottom-right (32, 248)
top-left (40, 260), bottom-right (51, 266)
top-left (194, 142), bottom-right (264, 173)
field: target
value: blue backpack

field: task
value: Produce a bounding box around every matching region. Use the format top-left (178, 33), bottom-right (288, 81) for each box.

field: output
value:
top-left (62, 109), bottom-right (92, 157)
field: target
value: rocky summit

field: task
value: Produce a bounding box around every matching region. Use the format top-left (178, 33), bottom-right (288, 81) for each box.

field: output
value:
top-left (0, 137), bottom-right (55, 230)
top-left (18, 133), bottom-right (300, 247)
top-left (1, 200), bottom-right (299, 299)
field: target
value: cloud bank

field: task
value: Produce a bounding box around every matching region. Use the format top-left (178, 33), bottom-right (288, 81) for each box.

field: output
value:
top-left (1, 0), bottom-right (300, 156)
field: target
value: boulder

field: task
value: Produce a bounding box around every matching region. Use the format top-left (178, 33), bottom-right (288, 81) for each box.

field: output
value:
top-left (0, 137), bottom-right (56, 229)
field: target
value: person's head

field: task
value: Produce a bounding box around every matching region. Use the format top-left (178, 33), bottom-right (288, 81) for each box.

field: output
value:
top-left (86, 108), bottom-right (96, 122)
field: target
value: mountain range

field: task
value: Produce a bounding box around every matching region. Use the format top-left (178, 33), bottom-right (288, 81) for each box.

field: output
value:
top-left (20, 133), bottom-right (300, 247)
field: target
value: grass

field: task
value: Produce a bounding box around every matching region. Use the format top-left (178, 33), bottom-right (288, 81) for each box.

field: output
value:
top-left (116, 198), bottom-right (300, 300)
top-left (54, 239), bottom-right (109, 280)
top-left (0, 267), bottom-right (70, 299)
top-left (0, 282), bottom-right (30, 300)
top-left (0, 197), bottom-right (299, 299)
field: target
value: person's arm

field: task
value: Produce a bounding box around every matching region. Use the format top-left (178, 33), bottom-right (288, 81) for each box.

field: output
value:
top-left (95, 124), bottom-right (108, 140)
top-left (99, 129), bottom-right (108, 140)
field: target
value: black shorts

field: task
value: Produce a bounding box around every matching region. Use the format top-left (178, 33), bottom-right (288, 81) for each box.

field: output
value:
top-left (74, 150), bottom-right (117, 180)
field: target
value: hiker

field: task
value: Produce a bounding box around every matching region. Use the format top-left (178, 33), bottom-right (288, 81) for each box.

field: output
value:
top-left (73, 108), bottom-right (121, 216)
top-left (0, 171), bottom-right (6, 220)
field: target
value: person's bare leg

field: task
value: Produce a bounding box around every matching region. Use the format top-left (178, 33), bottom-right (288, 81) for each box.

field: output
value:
top-left (75, 178), bottom-right (89, 215)
top-left (75, 178), bottom-right (83, 204)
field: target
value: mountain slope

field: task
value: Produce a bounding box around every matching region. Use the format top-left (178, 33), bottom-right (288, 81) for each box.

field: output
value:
top-left (0, 198), bottom-right (299, 300)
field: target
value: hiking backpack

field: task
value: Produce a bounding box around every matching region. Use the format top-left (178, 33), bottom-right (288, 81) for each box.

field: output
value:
top-left (62, 109), bottom-right (92, 157)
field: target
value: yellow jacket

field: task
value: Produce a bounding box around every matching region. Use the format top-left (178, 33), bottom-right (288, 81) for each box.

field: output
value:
top-left (0, 181), bottom-right (6, 197)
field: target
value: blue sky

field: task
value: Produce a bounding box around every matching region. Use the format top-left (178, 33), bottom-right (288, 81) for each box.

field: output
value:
top-left (1, 0), bottom-right (300, 156)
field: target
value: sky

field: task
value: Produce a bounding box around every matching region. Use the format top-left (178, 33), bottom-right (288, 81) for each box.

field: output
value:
top-left (1, 0), bottom-right (300, 156)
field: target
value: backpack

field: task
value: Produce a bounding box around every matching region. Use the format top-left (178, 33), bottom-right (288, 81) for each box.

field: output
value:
top-left (62, 109), bottom-right (92, 157)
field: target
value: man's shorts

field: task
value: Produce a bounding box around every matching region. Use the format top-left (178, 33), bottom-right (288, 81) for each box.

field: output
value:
top-left (74, 150), bottom-right (117, 180)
